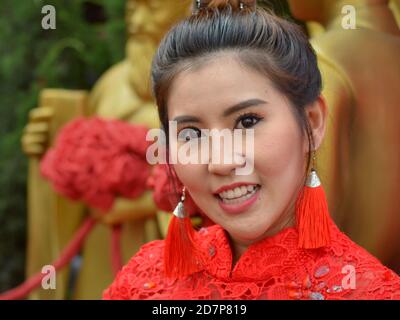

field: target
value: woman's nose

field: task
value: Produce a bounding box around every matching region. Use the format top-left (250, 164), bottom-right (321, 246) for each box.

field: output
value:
top-left (207, 148), bottom-right (246, 176)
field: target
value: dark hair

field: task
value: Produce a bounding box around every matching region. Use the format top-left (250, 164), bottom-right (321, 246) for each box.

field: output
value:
top-left (151, 0), bottom-right (322, 177)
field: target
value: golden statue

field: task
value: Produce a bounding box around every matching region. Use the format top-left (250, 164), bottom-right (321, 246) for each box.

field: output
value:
top-left (288, 0), bottom-right (400, 271)
top-left (21, 0), bottom-right (191, 299)
top-left (390, 0), bottom-right (400, 26)
top-left (20, 0), bottom-right (400, 300)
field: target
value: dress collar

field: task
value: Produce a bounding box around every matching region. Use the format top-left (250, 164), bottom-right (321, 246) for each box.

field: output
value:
top-left (195, 223), bottom-right (302, 281)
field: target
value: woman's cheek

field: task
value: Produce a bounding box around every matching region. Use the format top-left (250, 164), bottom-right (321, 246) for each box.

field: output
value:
top-left (253, 126), bottom-right (291, 178)
top-left (173, 163), bottom-right (204, 193)
top-left (173, 163), bottom-right (190, 187)
top-left (254, 124), bottom-right (305, 192)
top-left (175, 164), bottom-right (212, 217)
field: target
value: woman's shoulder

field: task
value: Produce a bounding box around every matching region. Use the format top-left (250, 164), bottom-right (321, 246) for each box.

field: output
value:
top-left (102, 225), bottom-right (220, 300)
top-left (324, 223), bottom-right (400, 299)
top-left (102, 239), bottom-right (166, 300)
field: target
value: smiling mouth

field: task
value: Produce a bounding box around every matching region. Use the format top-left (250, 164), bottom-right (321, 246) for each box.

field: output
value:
top-left (216, 184), bottom-right (261, 205)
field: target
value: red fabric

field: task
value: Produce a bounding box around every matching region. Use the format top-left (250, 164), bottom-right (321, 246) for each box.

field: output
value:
top-left (295, 183), bottom-right (331, 249)
top-left (103, 218), bottom-right (400, 300)
top-left (40, 117), bottom-right (151, 211)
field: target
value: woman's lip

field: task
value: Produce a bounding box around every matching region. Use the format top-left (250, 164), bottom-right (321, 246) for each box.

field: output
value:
top-left (217, 188), bottom-right (260, 214)
top-left (213, 182), bottom-right (259, 195)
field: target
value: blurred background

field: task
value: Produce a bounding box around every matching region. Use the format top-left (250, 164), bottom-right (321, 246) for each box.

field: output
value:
top-left (0, 0), bottom-right (399, 299)
top-left (0, 0), bottom-right (126, 294)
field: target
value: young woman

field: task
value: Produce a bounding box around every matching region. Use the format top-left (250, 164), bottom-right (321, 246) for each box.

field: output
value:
top-left (103, 0), bottom-right (400, 300)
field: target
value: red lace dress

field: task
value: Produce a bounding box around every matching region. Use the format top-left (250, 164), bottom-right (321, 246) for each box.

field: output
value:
top-left (103, 218), bottom-right (400, 300)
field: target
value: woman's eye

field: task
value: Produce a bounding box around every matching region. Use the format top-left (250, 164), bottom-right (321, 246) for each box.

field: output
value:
top-left (178, 127), bottom-right (202, 142)
top-left (235, 114), bottom-right (261, 129)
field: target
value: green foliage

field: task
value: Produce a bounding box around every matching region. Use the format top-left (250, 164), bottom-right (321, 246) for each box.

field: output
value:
top-left (0, 0), bottom-right (125, 292)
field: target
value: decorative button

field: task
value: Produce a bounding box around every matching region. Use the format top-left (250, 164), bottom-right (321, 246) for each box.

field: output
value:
top-left (302, 275), bottom-right (312, 289)
top-left (208, 245), bottom-right (216, 257)
top-left (315, 281), bottom-right (326, 291)
top-left (199, 227), bottom-right (209, 235)
top-left (314, 265), bottom-right (330, 278)
top-left (309, 292), bottom-right (324, 300)
top-left (327, 285), bottom-right (343, 293)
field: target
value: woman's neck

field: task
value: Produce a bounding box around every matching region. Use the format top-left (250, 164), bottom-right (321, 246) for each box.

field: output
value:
top-left (229, 211), bottom-right (296, 267)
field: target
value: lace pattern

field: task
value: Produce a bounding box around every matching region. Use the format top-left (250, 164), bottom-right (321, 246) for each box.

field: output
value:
top-left (103, 220), bottom-right (400, 300)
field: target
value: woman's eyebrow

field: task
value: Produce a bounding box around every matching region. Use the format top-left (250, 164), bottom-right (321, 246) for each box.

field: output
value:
top-left (222, 98), bottom-right (267, 117)
top-left (172, 115), bottom-right (200, 125)
top-left (172, 98), bottom-right (267, 124)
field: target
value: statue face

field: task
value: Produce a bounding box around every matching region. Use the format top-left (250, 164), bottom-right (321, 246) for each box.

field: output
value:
top-left (126, 0), bottom-right (191, 37)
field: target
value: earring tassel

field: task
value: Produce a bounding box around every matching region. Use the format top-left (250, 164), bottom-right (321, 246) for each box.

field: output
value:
top-left (296, 169), bottom-right (331, 249)
top-left (164, 200), bottom-right (201, 279)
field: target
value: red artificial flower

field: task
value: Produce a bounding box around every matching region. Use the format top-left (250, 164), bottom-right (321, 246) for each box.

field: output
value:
top-left (41, 117), bottom-right (151, 211)
top-left (146, 164), bottom-right (200, 216)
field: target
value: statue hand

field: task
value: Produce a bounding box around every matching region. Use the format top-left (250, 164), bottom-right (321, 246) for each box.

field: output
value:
top-left (21, 107), bottom-right (54, 156)
top-left (90, 191), bottom-right (158, 226)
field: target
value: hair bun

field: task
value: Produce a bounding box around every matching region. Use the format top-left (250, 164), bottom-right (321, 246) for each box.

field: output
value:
top-left (194, 0), bottom-right (256, 12)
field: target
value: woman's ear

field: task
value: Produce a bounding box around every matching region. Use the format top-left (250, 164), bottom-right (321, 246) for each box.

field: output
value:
top-left (305, 95), bottom-right (328, 152)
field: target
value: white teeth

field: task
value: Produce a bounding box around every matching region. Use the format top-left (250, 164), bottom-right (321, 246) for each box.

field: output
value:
top-left (221, 186), bottom-right (258, 204)
top-left (233, 187), bottom-right (242, 198)
top-left (218, 184), bottom-right (259, 202)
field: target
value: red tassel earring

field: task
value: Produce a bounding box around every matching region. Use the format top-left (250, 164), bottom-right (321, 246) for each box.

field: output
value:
top-left (164, 187), bottom-right (201, 279)
top-left (296, 151), bottom-right (332, 249)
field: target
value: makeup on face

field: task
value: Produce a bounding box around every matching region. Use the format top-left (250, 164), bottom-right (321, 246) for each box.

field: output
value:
top-left (167, 55), bottom-right (307, 244)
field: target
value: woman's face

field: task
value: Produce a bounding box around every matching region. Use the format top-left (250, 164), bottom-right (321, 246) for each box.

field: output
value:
top-left (167, 55), bottom-right (316, 247)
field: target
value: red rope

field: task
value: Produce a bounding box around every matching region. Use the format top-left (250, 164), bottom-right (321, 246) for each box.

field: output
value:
top-left (0, 217), bottom-right (96, 300)
top-left (110, 224), bottom-right (123, 276)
